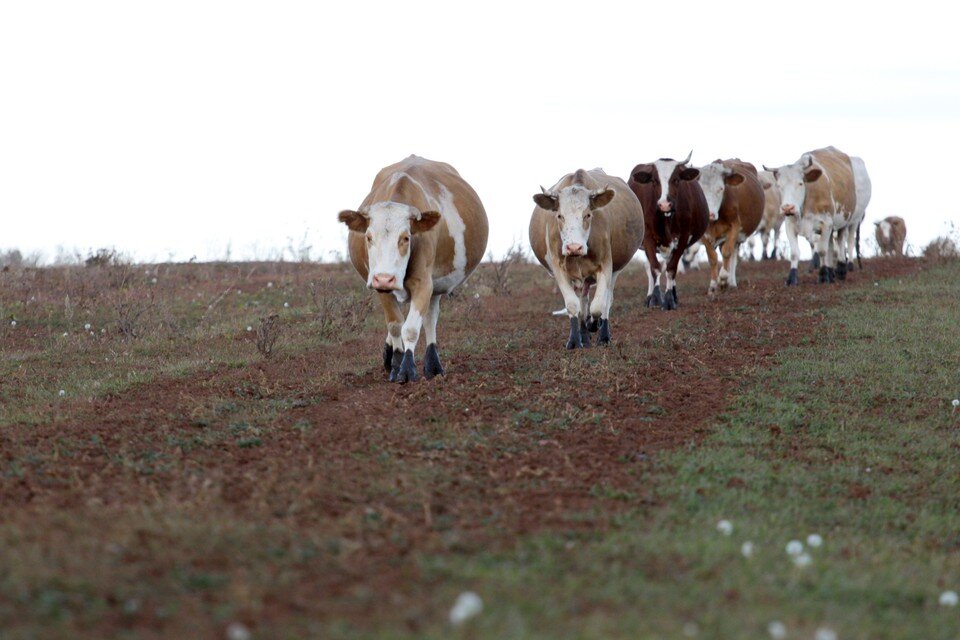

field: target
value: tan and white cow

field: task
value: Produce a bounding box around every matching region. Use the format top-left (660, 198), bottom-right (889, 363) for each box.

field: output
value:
top-left (338, 155), bottom-right (488, 383)
top-left (754, 169), bottom-right (784, 260)
top-left (875, 216), bottom-right (907, 256)
top-left (696, 159), bottom-right (764, 295)
top-left (764, 146), bottom-right (871, 285)
top-left (529, 169), bottom-right (644, 348)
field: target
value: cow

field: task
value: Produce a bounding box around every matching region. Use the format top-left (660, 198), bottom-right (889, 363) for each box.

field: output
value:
top-left (875, 216), bottom-right (907, 256)
top-left (338, 155), bottom-right (488, 383)
top-left (755, 170), bottom-right (784, 260)
top-left (764, 146), bottom-right (871, 285)
top-left (696, 159), bottom-right (765, 296)
top-left (628, 152), bottom-right (709, 310)
top-left (529, 168), bottom-right (644, 348)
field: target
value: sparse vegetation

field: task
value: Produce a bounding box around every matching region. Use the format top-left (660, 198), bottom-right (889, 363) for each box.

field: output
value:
top-left (484, 240), bottom-right (530, 296)
top-left (256, 313), bottom-right (281, 358)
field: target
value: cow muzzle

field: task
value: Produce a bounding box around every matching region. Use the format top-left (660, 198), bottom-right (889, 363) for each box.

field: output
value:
top-left (370, 273), bottom-right (398, 291)
top-left (564, 243), bottom-right (586, 257)
top-left (709, 211), bottom-right (718, 222)
top-left (781, 204), bottom-right (797, 216)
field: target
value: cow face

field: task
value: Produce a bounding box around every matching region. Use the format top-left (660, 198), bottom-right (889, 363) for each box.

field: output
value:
top-left (764, 155), bottom-right (822, 217)
top-left (631, 152), bottom-right (699, 217)
top-left (697, 162), bottom-right (744, 221)
top-left (534, 185), bottom-right (615, 257)
top-left (338, 202), bottom-right (441, 292)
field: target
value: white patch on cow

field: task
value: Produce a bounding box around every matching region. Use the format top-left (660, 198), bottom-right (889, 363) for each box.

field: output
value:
top-left (432, 184), bottom-right (467, 293)
top-left (879, 220), bottom-right (891, 240)
top-left (697, 162), bottom-right (727, 221)
top-left (773, 163), bottom-right (807, 218)
top-left (402, 306), bottom-right (423, 349)
top-left (364, 201), bottom-right (419, 290)
top-left (653, 159), bottom-right (681, 210)
top-left (555, 185), bottom-right (593, 254)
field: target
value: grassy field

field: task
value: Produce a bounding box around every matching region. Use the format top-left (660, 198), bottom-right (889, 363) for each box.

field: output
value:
top-left (1, 257), bottom-right (957, 639)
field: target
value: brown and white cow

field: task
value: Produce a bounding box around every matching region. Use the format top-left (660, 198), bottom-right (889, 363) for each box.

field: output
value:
top-left (338, 155), bottom-right (488, 383)
top-left (696, 159), bottom-right (764, 295)
top-left (530, 169), bottom-right (644, 348)
top-left (755, 169), bottom-right (784, 260)
top-left (875, 216), bottom-right (906, 256)
top-left (764, 146), bottom-right (871, 285)
top-left (628, 152), bottom-right (709, 310)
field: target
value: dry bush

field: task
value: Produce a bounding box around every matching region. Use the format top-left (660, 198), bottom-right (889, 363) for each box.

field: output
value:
top-left (923, 236), bottom-right (960, 261)
top-left (310, 279), bottom-right (373, 340)
top-left (84, 248), bottom-right (126, 268)
top-left (256, 314), bottom-right (281, 358)
top-left (486, 240), bottom-right (530, 296)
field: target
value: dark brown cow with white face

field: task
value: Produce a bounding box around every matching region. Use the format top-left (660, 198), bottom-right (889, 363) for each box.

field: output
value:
top-left (338, 155), bottom-right (488, 383)
top-left (628, 152), bottom-right (710, 310)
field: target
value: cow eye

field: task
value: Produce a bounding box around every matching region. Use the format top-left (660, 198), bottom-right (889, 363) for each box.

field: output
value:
top-left (584, 212), bottom-right (592, 220)
top-left (557, 214), bottom-right (565, 222)
top-left (365, 234), bottom-right (373, 243)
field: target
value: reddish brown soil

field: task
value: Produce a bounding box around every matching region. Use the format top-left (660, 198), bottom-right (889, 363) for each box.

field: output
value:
top-left (0, 256), bottom-right (925, 634)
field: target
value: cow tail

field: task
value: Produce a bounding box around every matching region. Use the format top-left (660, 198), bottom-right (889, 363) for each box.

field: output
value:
top-left (856, 221), bottom-right (862, 269)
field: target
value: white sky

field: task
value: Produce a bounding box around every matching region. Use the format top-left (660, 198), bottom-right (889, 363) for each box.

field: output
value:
top-left (2, 1), bottom-right (958, 262)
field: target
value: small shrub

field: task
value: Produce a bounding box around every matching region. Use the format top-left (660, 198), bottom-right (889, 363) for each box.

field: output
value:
top-left (310, 279), bottom-right (372, 340)
top-left (84, 248), bottom-right (126, 268)
top-left (923, 222), bottom-right (960, 262)
top-left (256, 314), bottom-right (281, 358)
top-left (486, 240), bottom-right (529, 296)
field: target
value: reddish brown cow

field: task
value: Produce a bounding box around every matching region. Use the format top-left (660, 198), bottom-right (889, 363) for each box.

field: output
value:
top-left (628, 152), bottom-right (710, 310)
top-left (874, 216), bottom-right (906, 256)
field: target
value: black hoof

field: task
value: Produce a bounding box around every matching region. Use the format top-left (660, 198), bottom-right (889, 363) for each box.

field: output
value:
top-left (423, 343), bottom-right (444, 379)
top-left (580, 320), bottom-right (592, 348)
top-left (388, 348), bottom-right (403, 381)
top-left (585, 316), bottom-right (600, 333)
top-left (828, 267), bottom-right (836, 283)
top-left (818, 266), bottom-right (836, 284)
top-left (846, 260), bottom-right (855, 272)
top-left (661, 287), bottom-right (678, 311)
top-left (761, 250), bottom-right (769, 260)
top-left (597, 318), bottom-right (611, 345)
top-left (646, 285), bottom-right (663, 309)
top-left (785, 268), bottom-right (799, 286)
top-left (382, 342), bottom-right (393, 372)
top-left (671, 286), bottom-right (679, 305)
top-left (836, 261), bottom-right (847, 281)
top-left (395, 349), bottom-right (418, 384)
top-left (566, 316), bottom-right (583, 350)
top-left (811, 253), bottom-right (821, 270)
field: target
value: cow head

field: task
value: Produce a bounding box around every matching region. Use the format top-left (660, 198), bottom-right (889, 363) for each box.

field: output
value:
top-left (696, 161), bottom-right (744, 221)
top-left (338, 202), bottom-right (441, 292)
top-left (763, 155), bottom-right (822, 217)
top-left (631, 151), bottom-right (699, 217)
top-left (533, 184), bottom-right (615, 257)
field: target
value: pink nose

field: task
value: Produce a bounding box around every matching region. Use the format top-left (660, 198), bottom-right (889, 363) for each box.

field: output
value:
top-left (709, 211), bottom-right (718, 221)
top-left (371, 274), bottom-right (396, 290)
top-left (782, 204), bottom-right (797, 214)
top-left (658, 201), bottom-right (672, 212)
top-left (565, 243), bottom-right (584, 256)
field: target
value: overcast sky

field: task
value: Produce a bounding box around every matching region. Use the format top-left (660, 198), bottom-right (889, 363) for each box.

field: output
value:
top-left (2, 1), bottom-right (958, 263)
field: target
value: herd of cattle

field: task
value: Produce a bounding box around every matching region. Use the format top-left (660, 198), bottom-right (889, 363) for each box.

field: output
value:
top-left (337, 149), bottom-right (907, 382)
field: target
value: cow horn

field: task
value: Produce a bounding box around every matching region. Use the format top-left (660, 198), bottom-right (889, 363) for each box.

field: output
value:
top-left (540, 185), bottom-right (556, 196)
top-left (680, 150), bottom-right (693, 165)
top-left (762, 164), bottom-right (774, 172)
top-left (802, 154), bottom-right (813, 169)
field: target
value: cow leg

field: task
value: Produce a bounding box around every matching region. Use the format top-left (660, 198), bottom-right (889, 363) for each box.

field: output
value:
top-left (422, 294), bottom-right (444, 379)
top-left (785, 217), bottom-right (800, 286)
top-left (729, 248), bottom-right (740, 288)
top-left (395, 280), bottom-right (432, 383)
top-left (590, 261), bottom-right (615, 346)
top-left (719, 224), bottom-right (739, 290)
top-left (550, 266), bottom-right (584, 349)
top-left (816, 224), bottom-right (833, 284)
top-left (835, 228), bottom-right (848, 281)
top-left (771, 225), bottom-right (781, 260)
top-left (702, 238), bottom-right (720, 297)
top-left (378, 292), bottom-right (405, 380)
top-left (644, 249), bottom-right (662, 309)
top-left (661, 249), bottom-right (681, 311)
top-left (583, 284), bottom-right (597, 335)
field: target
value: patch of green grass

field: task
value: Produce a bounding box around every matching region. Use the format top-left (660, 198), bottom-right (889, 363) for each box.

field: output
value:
top-left (375, 262), bottom-right (960, 639)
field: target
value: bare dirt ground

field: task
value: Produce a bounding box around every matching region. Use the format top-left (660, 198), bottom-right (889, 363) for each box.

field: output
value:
top-left (0, 255), bottom-right (925, 636)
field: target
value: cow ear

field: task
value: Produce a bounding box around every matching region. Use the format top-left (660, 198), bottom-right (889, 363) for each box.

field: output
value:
top-left (759, 178), bottom-right (773, 189)
top-left (804, 168), bottom-right (823, 183)
top-left (533, 193), bottom-right (559, 211)
top-left (724, 172), bottom-right (745, 186)
top-left (679, 167), bottom-right (700, 181)
top-left (590, 187), bottom-right (615, 210)
top-left (338, 210), bottom-right (369, 232)
top-left (632, 170), bottom-right (653, 184)
top-left (411, 210), bottom-right (441, 234)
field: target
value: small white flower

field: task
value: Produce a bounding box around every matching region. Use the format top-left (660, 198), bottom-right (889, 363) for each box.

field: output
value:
top-left (865, 467), bottom-right (872, 473)
top-left (815, 627), bottom-right (838, 640)
top-left (682, 621), bottom-right (699, 637)
top-left (62, 332), bottom-right (69, 337)
top-left (267, 282), bottom-right (274, 288)
top-left (741, 541), bottom-right (755, 558)
top-left (874, 282), bottom-right (879, 286)
top-left (283, 302), bottom-right (290, 308)
top-left (101, 328), bottom-right (106, 333)
top-left (225, 621), bottom-right (252, 640)
top-left (786, 540), bottom-right (804, 556)
top-left (793, 552), bottom-right (812, 568)
top-left (58, 389), bottom-right (66, 397)
top-left (716, 519), bottom-right (733, 536)
top-left (767, 621), bottom-right (787, 639)
top-left (246, 326), bottom-right (253, 332)
top-left (807, 534), bottom-right (823, 548)
top-left (940, 590), bottom-right (958, 607)
top-left (237, 289), bottom-right (242, 294)
top-left (84, 323), bottom-right (91, 331)
top-left (449, 591), bottom-right (483, 625)
top-left (9, 320), bottom-right (16, 327)
top-left (952, 399), bottom-right (959, 408)
top-left (151, 277), bottom-right (158, 284)
top-left (474, 293), bottom-right (480, 299)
